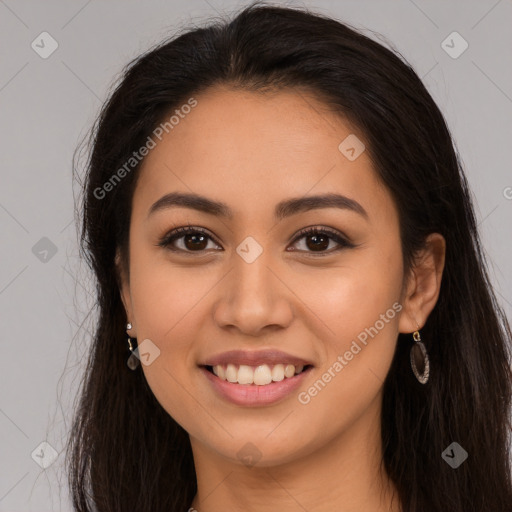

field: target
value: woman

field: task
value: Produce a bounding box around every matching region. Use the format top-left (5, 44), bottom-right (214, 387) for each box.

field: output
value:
top-left (66, 2), bottom-right (512, 511)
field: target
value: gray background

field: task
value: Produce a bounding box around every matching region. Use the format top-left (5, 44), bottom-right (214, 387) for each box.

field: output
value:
top-left (1, 0), bottom-right (511, 510)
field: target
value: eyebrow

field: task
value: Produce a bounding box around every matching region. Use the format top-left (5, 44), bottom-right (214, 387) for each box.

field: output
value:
top-left (147, 191), bottom-right (368, 221)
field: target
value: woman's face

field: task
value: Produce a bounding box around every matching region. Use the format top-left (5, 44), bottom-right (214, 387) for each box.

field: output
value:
top-left (118, 85), bottom-right (412, 467)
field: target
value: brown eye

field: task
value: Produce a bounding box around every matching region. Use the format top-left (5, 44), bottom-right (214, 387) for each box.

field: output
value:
top-left (304, 233), bottom-right (330, 251)
top-left (158, 227), bottom-right (221, 253)
top-left (289, 227), bottom-right (354, 255)
top-left (182, 233), bottom-right (208, 251)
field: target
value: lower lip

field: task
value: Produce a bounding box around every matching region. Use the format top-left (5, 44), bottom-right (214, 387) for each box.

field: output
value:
top-left (200, 366), bottom-right (312, 406)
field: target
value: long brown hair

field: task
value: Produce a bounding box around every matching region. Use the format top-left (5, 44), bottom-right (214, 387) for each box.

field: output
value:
top-left (67, 2), bottom-right (512, 510)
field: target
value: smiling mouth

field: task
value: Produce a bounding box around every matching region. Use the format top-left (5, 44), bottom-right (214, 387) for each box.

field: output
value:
top-left (203, 363), bottom-right (313, 386)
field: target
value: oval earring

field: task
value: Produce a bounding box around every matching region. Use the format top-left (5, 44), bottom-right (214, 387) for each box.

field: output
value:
top-left (127, 336), bottom-right (140, 370)
top-left (410, 329), bottom-right (430, 384)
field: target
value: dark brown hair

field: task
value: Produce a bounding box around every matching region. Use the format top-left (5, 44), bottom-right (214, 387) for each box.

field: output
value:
top-left (67, 2), bottom-right (512, 511)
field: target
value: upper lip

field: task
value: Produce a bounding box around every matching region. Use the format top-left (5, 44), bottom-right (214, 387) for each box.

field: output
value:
top-left (201, 349), bottom-right (314, 368)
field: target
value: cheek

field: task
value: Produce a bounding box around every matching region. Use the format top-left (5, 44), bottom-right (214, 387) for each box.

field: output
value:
top-left (291, 271), bottom-right (402, 452)
top-left (299, 237), bottom-right (404, 404)
top-left (127, 254), bottom-right (208, 406)
top-left (128, 261), bottom-right (205, 428)
top-left (129, 249), bottom-right (208, 339)
top-left (300, 244), bottom-right (403, 344)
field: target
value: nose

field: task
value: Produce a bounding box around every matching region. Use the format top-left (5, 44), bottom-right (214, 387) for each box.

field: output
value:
top-left (213, 247), bottom-right (294, 336)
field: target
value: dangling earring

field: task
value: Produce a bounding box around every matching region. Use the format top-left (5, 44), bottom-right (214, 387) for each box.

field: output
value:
top-left (410, 327), bottom-right (430, 384)
top-left (126, 322), bottom-right (140, 370)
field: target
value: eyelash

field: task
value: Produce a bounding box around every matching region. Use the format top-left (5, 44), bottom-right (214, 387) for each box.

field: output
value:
top-left (156, 225), bottom-right (355, 256)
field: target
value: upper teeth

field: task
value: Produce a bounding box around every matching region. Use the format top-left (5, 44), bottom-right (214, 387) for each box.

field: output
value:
top-left (212, 363), bottom-right (305, 386)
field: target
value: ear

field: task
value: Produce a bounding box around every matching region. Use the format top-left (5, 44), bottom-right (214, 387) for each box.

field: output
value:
top-left (398, 233), bottom-right (446, 333)
top-left (115, 248), bottom-right (135, 332)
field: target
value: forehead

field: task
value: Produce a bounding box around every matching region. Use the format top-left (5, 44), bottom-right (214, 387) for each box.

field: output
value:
top-left (133, 85), bottom-right (392, 223)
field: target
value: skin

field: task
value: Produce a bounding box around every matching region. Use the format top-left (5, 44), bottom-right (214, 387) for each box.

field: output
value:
top-left (117, 85), bottom-right (445, 512)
